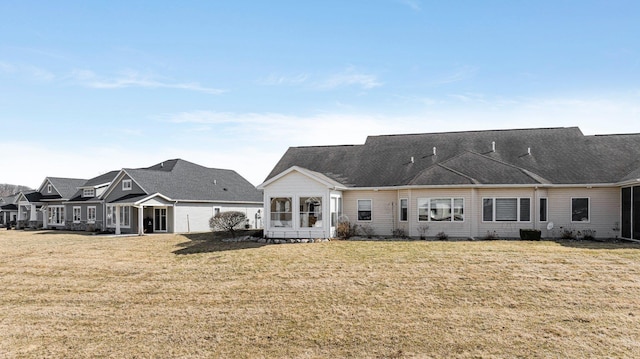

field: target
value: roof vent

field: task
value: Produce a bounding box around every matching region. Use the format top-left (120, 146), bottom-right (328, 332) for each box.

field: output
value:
top-left (161, 162), bottom-right (164, 168)
top-left (527, 147), bottom-right (531, 155)
top-left (410, 156), bottom-right (415, 164)
top-left (491, 141), bottom-right (496, 152)
top-left (433, 147), bottom-right (437, 156)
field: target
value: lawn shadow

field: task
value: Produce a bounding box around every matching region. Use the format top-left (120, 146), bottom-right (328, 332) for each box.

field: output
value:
top-left (173, 231), bottom-right (266, 255)
top-left (552, 238), bottom-right (640, 250)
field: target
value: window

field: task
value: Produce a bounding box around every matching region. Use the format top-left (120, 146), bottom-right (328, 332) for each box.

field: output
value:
top-left (300, 197), bottom-right (322, 227)
top-left (399, 198), bottom-right (408, 222)
top-left (571, 198), bottom-right (589, 222)
top-left (47, 184), bottom-right (52, 193)
top-left (539, 198), bottom-right (548, 222)
top-left (483, 198), bottom-right (531, 222)
top-left (106, 206), bottom-right (131, 227)
top-left (83, 188), bottom-right (95, 197)
top-left (73, 207), bottom-right (81, 223)
top-left (417, 198), bottom-right (464, 222)
top-left (122, 179), bottom-right (132, 191)
top-left (47, 206), bottom-right (65, 225)
top-left (214, 207), bottom-right (220, 217)
top-left (357, 199), bottom-right (372, 221)
top-left (270, 197), bottom-right (292, 227)
top-left (87, 206), bottom-right (96, 223)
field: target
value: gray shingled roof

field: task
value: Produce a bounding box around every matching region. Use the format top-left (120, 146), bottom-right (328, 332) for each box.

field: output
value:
top-left (265, 127), bottom-right (640, 187)
top-left (121, 159), bottom-right (262, 202)
top-left (47, 177), bottom-right (87, 199)
top-left (68, 171), bottom-right (120, 202)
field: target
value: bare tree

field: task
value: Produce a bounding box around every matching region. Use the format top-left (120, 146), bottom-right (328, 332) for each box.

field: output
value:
top-left (209, 211), bottom-right (246, 238)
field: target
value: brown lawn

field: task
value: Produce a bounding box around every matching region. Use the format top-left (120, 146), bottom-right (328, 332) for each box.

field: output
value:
top-left (1, 230), bottom-right (640, 358)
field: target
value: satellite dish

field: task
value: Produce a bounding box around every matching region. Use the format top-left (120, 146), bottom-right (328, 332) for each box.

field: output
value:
top-left (546, 222), bottom-right (554, 230)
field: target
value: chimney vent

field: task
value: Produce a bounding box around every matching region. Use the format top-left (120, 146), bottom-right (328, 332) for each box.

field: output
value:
top-left (410, 156), bottom-right (415, 164)
top-left (491, 141), bottom-right (496, 152)
top-left (433, 147), bottom-right (437, 156)
top-left (527, 147), bottom-right (531, 155)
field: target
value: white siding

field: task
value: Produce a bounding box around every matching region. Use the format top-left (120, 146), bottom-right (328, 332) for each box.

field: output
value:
top-left (262, 171), bottom-right (333, 238)
top-left (174, 203), bottom-right (263, 233)
top-left (343, 190), bottom-right (397, 237)
top-left (408, 188), bottom-right (473, 238)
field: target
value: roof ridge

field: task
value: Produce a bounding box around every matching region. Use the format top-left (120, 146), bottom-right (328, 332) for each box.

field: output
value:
top-left (367, 126), bottom-right (579, 140)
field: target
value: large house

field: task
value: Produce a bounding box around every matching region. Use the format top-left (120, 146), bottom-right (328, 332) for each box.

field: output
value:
top-left (0, 193), bottom-right (19, 226)
top-left (10, 159), bottom-right (263, 234)
top-left (100, 159), bottom-right (263, 234)
top-left (258, 127), bottom-right (640, 241)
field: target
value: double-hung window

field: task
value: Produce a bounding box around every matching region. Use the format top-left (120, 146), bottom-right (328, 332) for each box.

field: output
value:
top-left (83, 188), bottom-right (95, 197)
top-left (483, 198), bottom-right (531, 222)
top-left (357, 199), bottom-right (372, 221)
top-left (122, 179), bottom-right (132, 191)
top-left (399, 198), bottom-right (408, 222)
top-left (571, 198), bottom-right (589, 222)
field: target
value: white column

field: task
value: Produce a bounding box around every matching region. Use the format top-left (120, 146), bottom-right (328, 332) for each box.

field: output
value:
top-left (115, 206), bottom-right (121, 235)
top-left (138, 206), bottom-right (144, 236)
top-left (30, 205), bottom-right (36, 221)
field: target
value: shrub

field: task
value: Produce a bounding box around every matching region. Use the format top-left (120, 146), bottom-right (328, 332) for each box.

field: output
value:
top-left (336, 220), bottom-right (358, 239)
top-left (417, 224), bottom-right (430, 240)
top-left (391, 228), bottom-right (408, 239)
top-left (483, 230), bottom-right (499, 240)
top-left (435, 231), bottom-right (448, 241)
top-left (559, 227), bottom-right (576, 240)
top-left (209, 211), bottom-right (247, 238)
top-left (582, 229), bottom-right (597, 241)
top-left (359, 224), bottom-right (375, 238)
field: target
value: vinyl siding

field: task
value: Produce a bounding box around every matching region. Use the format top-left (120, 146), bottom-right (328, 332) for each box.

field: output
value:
top-left (173, 203), bottom-right (263, 233)
top-left (546, 187), bottom-right (619, 239)
top-left (262, 171), bottom-right (332, 238)
top-left (408, 188), bottom-right (473, 238)
top-left (104, 174), bottom-right (146, 202)
top-left (343, 190), bottom-right (397, 237)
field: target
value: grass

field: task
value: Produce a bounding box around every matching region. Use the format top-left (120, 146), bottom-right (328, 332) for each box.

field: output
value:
top-left (1, 230), bottom-right (640, 358)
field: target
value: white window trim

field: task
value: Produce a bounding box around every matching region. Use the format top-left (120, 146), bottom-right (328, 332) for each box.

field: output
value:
top-left (48, 205), bottom-right (65, 225)
top-left (539, 197), bottom-right (548, 222)
top-left (83, 188), bottom-right (95, 198)
top-left (399, 198), bottom-right (408, 222)
top-left (570, 197), bottom-right (590, 223)
top-left (47, 184), bottom-right (52, 193)
top-left (269, 197), bottom-right (293, 228)
top-left (122, 179), bottom-right (132, 191)
top-left (417, 197), bottom-right (465, 223)
top-left (106, 205), bottom-right (131, 228)
top-left (482, 197), bottom-right (532, 223)
top-left (87, 206), bottom-right (96, 224)
top-left (73, 206), bottom-right (82, 223)
top-left (357, 199), bottom-right (373, 222)
top-left (299, 195), bottom-right (323, 228)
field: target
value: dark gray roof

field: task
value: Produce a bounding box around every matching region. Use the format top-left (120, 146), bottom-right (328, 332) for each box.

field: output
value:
top-left (68, 171), bottom-right (120, 202)
top-left (47, 177), bottom-right (87, 199)
top-left (121, 159), bottom-right (262, 202)
top-left (265, 127), bottom-right (640, 186)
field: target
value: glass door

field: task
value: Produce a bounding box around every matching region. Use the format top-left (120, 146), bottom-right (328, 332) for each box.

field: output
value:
top-left (154, 207), bottom-right (167, 232)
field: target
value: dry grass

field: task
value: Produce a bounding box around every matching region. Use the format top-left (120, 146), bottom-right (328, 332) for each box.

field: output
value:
top-left (1, 230), bottom-right (640, 358)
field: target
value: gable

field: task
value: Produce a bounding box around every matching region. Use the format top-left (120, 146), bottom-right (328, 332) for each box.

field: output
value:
top-left (262, 170), bottom-right (334, 193)
top-left (103, 172), bottom-right (147, 202)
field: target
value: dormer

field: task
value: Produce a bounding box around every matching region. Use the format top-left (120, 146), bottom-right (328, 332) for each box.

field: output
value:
top-left (82, 188), bottom-right (95, 198)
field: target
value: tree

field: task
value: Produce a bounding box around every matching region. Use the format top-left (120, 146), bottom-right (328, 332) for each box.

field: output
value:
top-left (209, 211), bottom-right (247, 238)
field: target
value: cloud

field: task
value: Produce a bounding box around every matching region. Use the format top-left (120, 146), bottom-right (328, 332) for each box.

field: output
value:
top-left (317, 67), bottom-right (383, 90)
top-left (429, 65), bottom-right (478, 86)
top-left (71, 69), bottom-right (225, 95)
top-left (258, 73), bottom-right (309, 86)
top-left (398, 0), bottom-right (421, 11)
top-left (0, 61), bottom-right (55, 81)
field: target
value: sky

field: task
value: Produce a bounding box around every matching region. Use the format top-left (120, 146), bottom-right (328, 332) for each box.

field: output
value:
top-left (1, 0), bottom-right (639, 188)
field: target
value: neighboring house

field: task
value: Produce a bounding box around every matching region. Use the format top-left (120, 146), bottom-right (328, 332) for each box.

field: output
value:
top-left (101, 159), bottom-right (263, 235)
top-left (37, 177), bottom-right (88, 229)
top-left (14, 190), bottom-right (44, 228)
top-left (65, 171), bottom-right (120, 231)
top-left (258, 127), bottom-right (640, 240)
top-left (0, 194), bottom-right (19, 226)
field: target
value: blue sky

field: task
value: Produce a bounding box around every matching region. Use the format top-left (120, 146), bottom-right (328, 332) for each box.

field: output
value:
top-left (1, 0), bottom-right (639, 188)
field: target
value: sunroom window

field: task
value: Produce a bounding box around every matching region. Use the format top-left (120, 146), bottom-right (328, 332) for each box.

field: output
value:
top-left (270, 197), bottom-right (292, 227)
top-left (300, 197), bottom-right (322, 227)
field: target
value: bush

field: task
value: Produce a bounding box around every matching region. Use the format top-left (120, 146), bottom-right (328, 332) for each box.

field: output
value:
top-left (336, 220), bottom-right (358, 239)
top-left (483, 230), bottom-right (499, 240)
top-left (391, 228), bottom-right (408, 238)
top-left (209, 211), bottom-right (247, 238)
top-left (435, 231), bottom-right (448, 241)
top-left (559, 227), bottom-right (576, 240)
top-left (359, 224), bottom-right (375, 238)
top-left (417, 224), bottom-right (430, 240)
